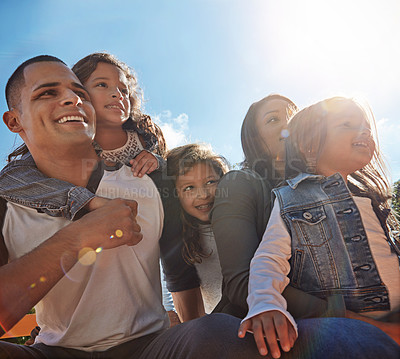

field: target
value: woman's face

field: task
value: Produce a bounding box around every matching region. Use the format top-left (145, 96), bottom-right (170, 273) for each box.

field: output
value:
top-left (254, 98), bottom-right (292, 161)
top-left (83, 62), bottom-right (131, 127)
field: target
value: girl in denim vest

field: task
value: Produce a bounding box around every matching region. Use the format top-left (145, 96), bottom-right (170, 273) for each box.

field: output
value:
top-left (239, 97), bottom-right (400, 357)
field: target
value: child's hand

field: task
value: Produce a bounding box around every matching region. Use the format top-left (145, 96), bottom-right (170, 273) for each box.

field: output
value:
top-left (238, 310), bottom-right (297, 358)
top-left (130, 150), bottom-right (159, 177)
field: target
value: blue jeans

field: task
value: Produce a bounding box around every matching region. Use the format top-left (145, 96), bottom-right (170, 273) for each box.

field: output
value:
top-left (0, 315), bottom-right (398, 358)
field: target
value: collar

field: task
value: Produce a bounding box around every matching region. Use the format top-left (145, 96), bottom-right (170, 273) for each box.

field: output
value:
top-left (286, 172), bottom-right (345, 189)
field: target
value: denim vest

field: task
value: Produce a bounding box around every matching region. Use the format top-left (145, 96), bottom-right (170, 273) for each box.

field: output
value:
top-left (273, 172), bottom-right (390, 313)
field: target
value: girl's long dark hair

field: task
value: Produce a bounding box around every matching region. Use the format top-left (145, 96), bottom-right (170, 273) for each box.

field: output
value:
top-left (7, 53), bottom-right (167, 162)
top-left (72, 52), bottom-right (167, 157)
top-left (167, 143), bottom-right (229, 264)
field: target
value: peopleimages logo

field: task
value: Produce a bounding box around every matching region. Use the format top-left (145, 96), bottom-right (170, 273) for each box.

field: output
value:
top-left (95, 186), bottom-right (230, 200)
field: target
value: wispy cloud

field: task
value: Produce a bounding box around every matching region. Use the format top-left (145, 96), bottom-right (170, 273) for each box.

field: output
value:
top-left (153, 111), bottom-right (189, 149)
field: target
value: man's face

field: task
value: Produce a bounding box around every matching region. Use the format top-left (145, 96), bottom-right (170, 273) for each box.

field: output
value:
top-left (15, 61), bottom-right (96, 153)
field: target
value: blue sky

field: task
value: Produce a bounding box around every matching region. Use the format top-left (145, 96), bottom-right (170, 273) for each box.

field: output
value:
top-left (1, 0), bottom-right (399, 181)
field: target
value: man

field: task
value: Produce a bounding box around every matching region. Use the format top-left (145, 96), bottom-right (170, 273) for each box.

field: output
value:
top-left (0, 55), bottom-right (263, 358)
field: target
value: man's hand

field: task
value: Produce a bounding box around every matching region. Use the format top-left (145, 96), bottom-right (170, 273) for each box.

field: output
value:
top-left (238, 310), bottom-right (297, 358)
top-left (0, 199), bottom-right (142, 334)
top-left (130, 150), bottom-right (158, 177)
top-left (67, 198), bottom-right (143, 251)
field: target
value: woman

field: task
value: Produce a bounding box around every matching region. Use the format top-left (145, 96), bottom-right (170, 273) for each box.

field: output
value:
top-left (211, 94), bottom-right (330, 319)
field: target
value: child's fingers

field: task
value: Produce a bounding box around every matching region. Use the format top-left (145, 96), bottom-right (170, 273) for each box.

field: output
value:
top-left (131, 151), bottom-right (158, 177)
top-left (260, 316), bottom-right (281, 359)
top-left (137, 160), bottom-right (156, 177)
top-left (238, 319), bottom-right (251, 338)
top-left (251, 319), bottom-right (269, 356)
top-left (273, 314), bottom-right (291, 353)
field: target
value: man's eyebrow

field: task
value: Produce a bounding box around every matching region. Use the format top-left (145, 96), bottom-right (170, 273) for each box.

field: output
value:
top-left (32, 81), bottom-right (89, 96)
top-left (32, 82), bottom-right (61, 92)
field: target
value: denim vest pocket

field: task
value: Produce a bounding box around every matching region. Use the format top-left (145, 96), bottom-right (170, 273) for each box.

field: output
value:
top-left (287, 206), bottom-right (331, 246)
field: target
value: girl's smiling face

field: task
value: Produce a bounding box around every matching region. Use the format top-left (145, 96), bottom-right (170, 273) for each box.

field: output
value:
top-left (83, 62), bottom-right (131, 127)
top-left (315, 100), bottom-right (375, 179)
top-left (175, 162), bottom-right (220, 223)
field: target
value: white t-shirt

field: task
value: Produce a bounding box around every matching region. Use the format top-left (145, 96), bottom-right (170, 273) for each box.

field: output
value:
top-left (194, 225), bottom-right (223, 314)
top-left (244, 196), bottom-right (400, 331)
top-left (3, 165), bottom-right (167, 351)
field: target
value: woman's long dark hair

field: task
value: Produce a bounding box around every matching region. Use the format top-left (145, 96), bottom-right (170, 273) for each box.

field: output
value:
top-left (241, 94), bottom-right (298, 183)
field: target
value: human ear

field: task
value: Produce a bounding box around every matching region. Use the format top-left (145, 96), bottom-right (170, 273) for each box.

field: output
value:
top-left (3, 109), bottom-right (23, 133)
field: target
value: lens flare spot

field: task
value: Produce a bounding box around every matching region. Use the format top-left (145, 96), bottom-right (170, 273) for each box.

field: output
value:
top-left (30, 283), bottom-right (36, 289)
top-left (39, 276), bottom-right (46, 282)
top-left (78, 247), bottom-right (96, 266)
top-left (95, 247), bottom-right (103, 253)
top-left (110, 235), bottom-right (114, 239)
top-left (281, 129), bottom-right (289, 138)
top-left (115, 229), bottom-right (123, 238)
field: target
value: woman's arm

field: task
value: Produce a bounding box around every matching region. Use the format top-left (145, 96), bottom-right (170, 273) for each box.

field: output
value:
top-left (0, 153), bottom-right (95, 220)
top-left (211, 170), bottom-right (268, 316)
top-left (171, 288), bottom-right (206, 322)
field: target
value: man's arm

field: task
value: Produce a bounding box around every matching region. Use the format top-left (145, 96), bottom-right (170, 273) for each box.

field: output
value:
top-left (0, 152), bottom-right (96, 220)
top-left (0, 198), bottom-right (142, 335)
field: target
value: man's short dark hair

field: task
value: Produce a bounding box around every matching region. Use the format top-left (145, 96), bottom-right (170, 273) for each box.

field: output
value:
top-left (5, 55), bottom-right (67, 110)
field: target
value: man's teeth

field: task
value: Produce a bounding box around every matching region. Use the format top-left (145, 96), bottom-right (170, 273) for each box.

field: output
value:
top-left (353, 142), bottom-right (367, 147)
top-left (106, 105), bottom-right (121, 109)
top-left (58, 116), bottom-right (84, 124)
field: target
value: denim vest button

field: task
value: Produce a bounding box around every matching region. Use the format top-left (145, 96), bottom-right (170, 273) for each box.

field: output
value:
top-left (354, 264), bottom-right (371, 271)
top-left (324, 181), bottom-right (340, 189)
top-left (303, 212), bottom-right (313, 220)
top-left (351, 235), bottom-right (362, 242)
top-left (369, 297), bottom-right (383, 303)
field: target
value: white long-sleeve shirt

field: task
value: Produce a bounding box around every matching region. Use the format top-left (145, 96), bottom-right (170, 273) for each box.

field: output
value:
top-left (243, 196), bottom-right (400, 331)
